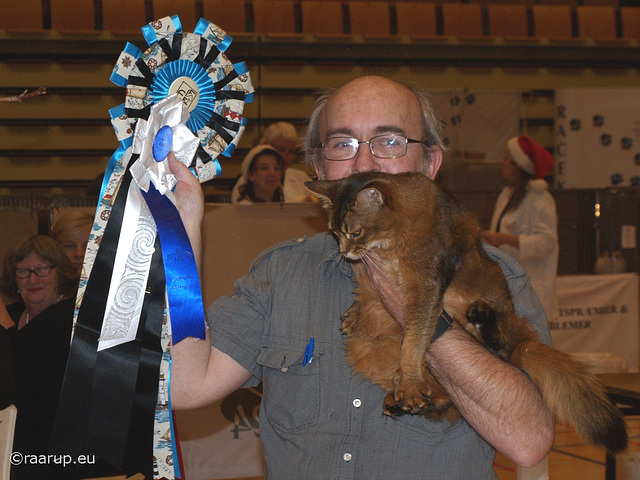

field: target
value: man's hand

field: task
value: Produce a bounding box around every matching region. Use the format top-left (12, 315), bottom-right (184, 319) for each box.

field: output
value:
top-left (481, 231), bottom-right (519, 249)
top-left (168, 152), bottom-right (205, 267)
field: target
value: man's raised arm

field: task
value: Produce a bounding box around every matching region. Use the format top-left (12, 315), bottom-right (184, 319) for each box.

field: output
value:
top-left (167, 154), bottom-right (252, 409)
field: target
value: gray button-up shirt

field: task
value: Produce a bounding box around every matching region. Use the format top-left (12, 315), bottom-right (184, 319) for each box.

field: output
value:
top-left (208, 232), bottom-right (551, 479)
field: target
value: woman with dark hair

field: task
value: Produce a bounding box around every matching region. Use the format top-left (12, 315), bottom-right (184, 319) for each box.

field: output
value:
top-left (482, 136), bottom-right (559, 321)
top-left (234, 144), bottom-right (285, 204)
top-left (1, 235), bottom-right (78, 479)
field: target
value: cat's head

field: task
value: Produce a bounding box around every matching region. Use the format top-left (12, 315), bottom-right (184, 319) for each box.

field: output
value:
top-left (305, 172), bottom-right (400, 260)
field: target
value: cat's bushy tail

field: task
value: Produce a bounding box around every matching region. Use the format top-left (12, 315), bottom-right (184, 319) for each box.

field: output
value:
top-left (510, 341), bottom-right (628, 453)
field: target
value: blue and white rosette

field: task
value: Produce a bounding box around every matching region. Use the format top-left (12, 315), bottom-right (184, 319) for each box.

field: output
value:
top-left (109, 15), bottom-right (253, 186)
top-left (51, 15), bottom-right (253, 480)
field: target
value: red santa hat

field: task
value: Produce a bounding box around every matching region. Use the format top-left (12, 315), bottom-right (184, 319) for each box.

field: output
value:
top-left (507, 136), bottom-right (554, 180)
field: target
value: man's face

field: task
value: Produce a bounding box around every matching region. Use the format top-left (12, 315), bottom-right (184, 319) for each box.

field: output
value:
top-left (315, 76), bottom-right (441, 181)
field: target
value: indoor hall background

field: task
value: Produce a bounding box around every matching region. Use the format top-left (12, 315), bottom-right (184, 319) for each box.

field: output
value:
top-left (2, 0), bottom-right (640, 274)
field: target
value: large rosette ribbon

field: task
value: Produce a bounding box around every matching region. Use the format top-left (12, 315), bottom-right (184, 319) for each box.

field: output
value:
top-left (51, 15), bottom-right (253, 480)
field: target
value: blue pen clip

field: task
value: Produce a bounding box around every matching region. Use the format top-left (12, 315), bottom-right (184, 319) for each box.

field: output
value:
top-left (303, 337), bottom-right (315, 366)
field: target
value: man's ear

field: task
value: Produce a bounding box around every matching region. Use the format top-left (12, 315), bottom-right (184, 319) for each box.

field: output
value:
top-left (425, 146), bottom-right (443, 180)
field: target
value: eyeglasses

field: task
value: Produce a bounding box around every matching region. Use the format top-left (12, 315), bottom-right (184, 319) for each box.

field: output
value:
top-left (15, 265), bottom-right (56, 279)
top-left (318, 134), bottom-right (429, 161)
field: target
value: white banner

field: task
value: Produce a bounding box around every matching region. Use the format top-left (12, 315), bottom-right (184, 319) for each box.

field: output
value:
top-left (555, 88), bottom-right (640, 188)
top-left (551, 273), bottom-right (639, 372)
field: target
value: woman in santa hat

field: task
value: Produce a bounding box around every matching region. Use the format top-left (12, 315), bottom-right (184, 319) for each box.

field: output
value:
top-left (482, 135), bottom-right (559, 321)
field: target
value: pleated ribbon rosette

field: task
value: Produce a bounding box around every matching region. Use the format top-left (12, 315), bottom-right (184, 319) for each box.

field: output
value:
top-left (50, 15), bottom-right (254, 480)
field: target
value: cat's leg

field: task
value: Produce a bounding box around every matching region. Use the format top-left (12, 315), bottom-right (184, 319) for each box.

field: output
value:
top-left (384, 307), bottom-right (441, 415)
top-left (466, 300), bottom-right (509, 361)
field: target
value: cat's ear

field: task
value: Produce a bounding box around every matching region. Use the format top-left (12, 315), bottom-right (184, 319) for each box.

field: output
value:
top-left (355, 186), bottom-right (385, 211)
top-left (305, 180), bottom-right (340, 204)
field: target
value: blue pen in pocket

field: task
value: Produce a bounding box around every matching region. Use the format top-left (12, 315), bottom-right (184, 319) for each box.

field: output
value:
top-left (303, 337), bottom-right (315, 366)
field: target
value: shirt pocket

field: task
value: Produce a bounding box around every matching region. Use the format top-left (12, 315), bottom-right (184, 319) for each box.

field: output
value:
top-left (382, 410), bottom-right (468, 446)
top-left (257, 341), bottom-right (321, 433)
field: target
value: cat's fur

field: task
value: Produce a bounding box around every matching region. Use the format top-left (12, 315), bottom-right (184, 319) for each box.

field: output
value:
top-left (306, 171), bottom-right (627, 453)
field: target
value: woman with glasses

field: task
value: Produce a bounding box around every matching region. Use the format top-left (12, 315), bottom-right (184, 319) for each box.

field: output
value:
top-left (1, 235), bottom-right (78, 479)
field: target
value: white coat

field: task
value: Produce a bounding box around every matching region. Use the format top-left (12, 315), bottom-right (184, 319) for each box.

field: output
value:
top-left (488, 179), bottom-right (559, 320)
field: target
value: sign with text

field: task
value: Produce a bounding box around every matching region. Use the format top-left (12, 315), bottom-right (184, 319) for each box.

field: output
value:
top-left (551, 273), bottom-right (639, 372)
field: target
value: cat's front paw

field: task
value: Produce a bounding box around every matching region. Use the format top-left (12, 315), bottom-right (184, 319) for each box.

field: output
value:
top-left (390, 379), bottom-right (432, 415)
top-left (382, 392), bottom-right (405, 417)
top-left (383, 383), bottom-right (452, 417)
top-left (340, 304), bottom-right (359, 335)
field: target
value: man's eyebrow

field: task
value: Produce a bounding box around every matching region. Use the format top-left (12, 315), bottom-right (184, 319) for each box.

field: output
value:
top-left (373, 125), bottom-right (407, 136)
top-left (324, 125), bottom-right (407, 138)
top-left (324, 127), bottom-right (353, 137)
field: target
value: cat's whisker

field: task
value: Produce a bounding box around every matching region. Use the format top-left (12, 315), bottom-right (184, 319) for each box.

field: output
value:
top-left (360, 253), bottom-right (393, 283)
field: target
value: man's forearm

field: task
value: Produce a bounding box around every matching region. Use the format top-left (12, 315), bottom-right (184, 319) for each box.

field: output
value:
top-left (425, 322), bottom-right (554, 467)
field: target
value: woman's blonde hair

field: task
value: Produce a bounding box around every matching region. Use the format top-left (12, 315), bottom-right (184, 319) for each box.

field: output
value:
top-left (50, 210), bottom-right (93, 243)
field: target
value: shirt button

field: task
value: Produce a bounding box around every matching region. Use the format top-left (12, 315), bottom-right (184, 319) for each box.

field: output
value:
top-left (352, 398), bottom-right (361, 408)
top-left (280, 367), bottom-right (288, 372)
top-left (343, 452), bottom-right (352, 462)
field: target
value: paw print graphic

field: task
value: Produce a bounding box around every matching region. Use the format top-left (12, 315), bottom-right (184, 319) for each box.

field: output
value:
top-left (570, 119), bottom-right (581, 131)
top-left (593, 115), bottom-right (605, 128)
top-left (611, 173), bottom-right (623, 185)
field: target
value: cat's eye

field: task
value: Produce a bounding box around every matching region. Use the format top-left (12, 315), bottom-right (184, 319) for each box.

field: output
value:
top-left (348, 229), bottom-right (362, 239)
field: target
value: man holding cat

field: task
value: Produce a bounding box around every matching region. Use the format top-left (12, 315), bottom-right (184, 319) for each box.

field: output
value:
top-left (169, 75), bottom-right (555, 479)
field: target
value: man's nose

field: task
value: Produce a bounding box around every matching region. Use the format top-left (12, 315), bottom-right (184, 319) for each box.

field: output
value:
top-left (352, 144), bottom-right (380, 173)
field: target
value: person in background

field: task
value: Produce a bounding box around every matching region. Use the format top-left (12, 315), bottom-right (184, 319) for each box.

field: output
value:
top-left (1, 235), bottom-right (78, 479)
top-left (482, 135), bottom-right (558, 321)
top-left (167, 76), bottom-right (554, 479)
top-left (50, 209), bottom-right (93, 275)
top-left (232, 121), bottom-right (318, 203)
top-left (233, 144), bottom-right (285, 204)
top-left (0, 296), bottom-right (14, 410)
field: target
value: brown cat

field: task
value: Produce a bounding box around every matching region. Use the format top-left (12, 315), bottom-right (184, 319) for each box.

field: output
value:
top-left (306, 171), bottom-right (627, 453)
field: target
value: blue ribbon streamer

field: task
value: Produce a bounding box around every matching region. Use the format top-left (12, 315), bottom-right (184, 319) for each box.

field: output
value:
top-left (141, 184), bottom-right (207, 344)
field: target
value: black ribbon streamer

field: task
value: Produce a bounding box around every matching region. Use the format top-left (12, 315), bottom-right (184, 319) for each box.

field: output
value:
top-left (51, 158), bottom-right (165, 478)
